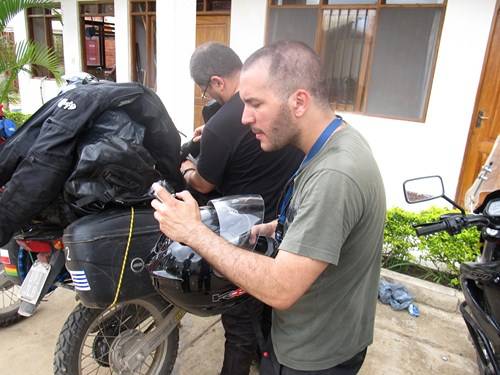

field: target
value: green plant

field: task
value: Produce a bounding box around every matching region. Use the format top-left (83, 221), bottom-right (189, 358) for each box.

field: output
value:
top-left (4, 109), bottom-right (30, 127)
top-left (383, 206), bottom-right (481, 288)
top-left (0, 0), bottom-right (63, 107)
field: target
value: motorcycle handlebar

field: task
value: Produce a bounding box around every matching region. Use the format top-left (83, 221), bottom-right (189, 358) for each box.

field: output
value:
top-left (415, 221), bottom-right (449, 236)
top-left (414, 214), bottom-right (490, 237)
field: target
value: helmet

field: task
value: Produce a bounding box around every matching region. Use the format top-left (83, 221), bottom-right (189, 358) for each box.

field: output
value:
top-left (59, 72), bottom-right (99, 94)
top-left (147, 195), bottom-right (277, 316)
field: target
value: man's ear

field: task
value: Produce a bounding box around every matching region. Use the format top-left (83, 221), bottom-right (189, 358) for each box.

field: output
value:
top-left (290, 89), bottom-right (310, 118)
top-left (211, 76), bottom-right (224, 89)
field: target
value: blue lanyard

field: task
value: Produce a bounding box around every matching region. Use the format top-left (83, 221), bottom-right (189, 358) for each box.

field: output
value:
top-left (275, 116), bottom-right (343, 243)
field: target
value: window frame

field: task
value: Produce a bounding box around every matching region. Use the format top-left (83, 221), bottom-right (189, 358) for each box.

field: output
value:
top-left (130, 0), bottom-right (157, 89)
top-left (266, 0), bottom-right (447, 122)
top-left (26, 3), bottom-right (63, 78)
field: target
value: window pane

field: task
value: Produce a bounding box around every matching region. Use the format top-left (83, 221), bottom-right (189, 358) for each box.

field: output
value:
top-left (197, 0), bottom-right (204, 12)
top-left (31, 17), bottom-right (47, 45)
top-left (28, 7), bottom-right (46, 15)
top-left (104, 23), bottom-right (115, 70)
top-left (133, 15), bottom-right (147, 85)
top-left (82, 5), bottom-right (99, 14)
top-left (52, 18), bottom-right (64, 74)
top-left (52, 32), bottom-right (65, 74)
top-left (365, 7), bottom-right (442, 119)
top-left (267, 8), bottom-right (318, 49)
top-left (132, 2), bottom-right (146, 12)
top-left (150, 16), bottom-right (157, 90)
top-left (271, 0), bottom-right (320, 5)
top-left (321, 9), bottom-right (375, 111)
top-left (207, 0), bottom-right (231, 11)
top-left (148, 1), bottom-right (156, 12)
top-left (324, 0), bottom-right (376, 4)
top-left (102, 4), bottom-right (115, 14)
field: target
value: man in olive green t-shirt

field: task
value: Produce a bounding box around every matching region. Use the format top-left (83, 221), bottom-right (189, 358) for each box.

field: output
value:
top-left (152, 41), bottom-right (386, 374)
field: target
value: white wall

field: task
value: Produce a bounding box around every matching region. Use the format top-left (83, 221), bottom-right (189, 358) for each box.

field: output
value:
top-left (114, 0), bottom-right (131, 82)
top-left (229, 0), bottom-right (498, 210)
top-left (10, 0), bottom-right (497, 211)
top-left (60, 0), bottom-right (81, 75)
top-left (11, 11), bottom-right (59, 113)
top-left (339, 0), bottom-right (496, 210)
top-left (156, 0), bottom-right (197, 141)
top-left (230, 0), bottom-right (267, 61)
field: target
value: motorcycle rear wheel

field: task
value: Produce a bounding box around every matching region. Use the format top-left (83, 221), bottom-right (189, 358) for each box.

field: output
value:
top-left (0, 239), bottom-right (24, 327)
top-left (53, 296), bottom-right (179, 375)
top-left (0, 265), bottom-right (23, 327)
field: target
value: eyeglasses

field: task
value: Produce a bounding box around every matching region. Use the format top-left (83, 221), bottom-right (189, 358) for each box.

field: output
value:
top-left (200, 77), bottom-right (212, 101)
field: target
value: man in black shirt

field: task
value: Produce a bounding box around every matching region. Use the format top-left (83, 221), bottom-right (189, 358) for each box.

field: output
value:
top-left (182, 42), bottom-right (302, 375)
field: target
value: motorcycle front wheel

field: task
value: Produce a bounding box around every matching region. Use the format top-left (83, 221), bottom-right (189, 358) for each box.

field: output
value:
top-left (53, 295), bottom-right (179, 375)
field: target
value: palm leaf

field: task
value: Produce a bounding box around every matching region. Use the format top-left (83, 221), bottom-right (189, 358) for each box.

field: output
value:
top-left (0, 0), bottom-right (56, 32)
top-left (0, 39), bottom-right (62, 103)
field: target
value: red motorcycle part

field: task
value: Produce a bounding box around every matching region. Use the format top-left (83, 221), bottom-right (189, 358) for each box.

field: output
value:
top-left (16, 240), bottom-right (52, 253)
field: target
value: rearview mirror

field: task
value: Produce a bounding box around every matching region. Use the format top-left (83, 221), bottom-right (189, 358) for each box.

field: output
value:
top-left (403, 176), bottom-right (444, 204)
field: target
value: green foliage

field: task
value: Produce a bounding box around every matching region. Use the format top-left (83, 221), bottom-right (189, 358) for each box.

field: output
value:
top-left (383, 206), bottom-right (481, 288)
top-left (0, 1), bottom-right (57, 31)
top-left (4, 109), bottom-right (30, 127)
top-left (0, 0), bottom-right (63, 105)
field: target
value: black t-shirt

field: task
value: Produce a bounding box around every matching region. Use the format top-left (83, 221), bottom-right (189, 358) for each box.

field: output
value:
top-left (197, 93), bottom-right (303, 221)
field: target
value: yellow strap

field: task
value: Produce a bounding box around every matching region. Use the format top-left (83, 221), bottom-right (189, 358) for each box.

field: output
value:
top-left (110, 206), bottom-right (135, 308)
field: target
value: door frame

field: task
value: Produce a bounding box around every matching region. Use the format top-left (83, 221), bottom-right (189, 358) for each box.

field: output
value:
top-left (455, 0), bottom-right (500, 203)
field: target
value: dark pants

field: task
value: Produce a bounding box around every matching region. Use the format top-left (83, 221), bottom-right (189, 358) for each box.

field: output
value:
top-left (259, 341), bottom-right (367, 375)
top-left (220, 297), bottom-right (270, 375)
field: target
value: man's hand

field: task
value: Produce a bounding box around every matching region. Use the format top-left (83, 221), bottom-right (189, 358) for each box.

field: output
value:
top-left (151, 185), bottom-right (202, 245)
top-left (193, 125), bottom-right (205, 142)
top-left (250, 220), bottom-right (277, 244)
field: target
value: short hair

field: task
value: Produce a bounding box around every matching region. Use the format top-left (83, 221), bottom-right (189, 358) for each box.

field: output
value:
top-left (190, 42), bottom-right (242, 86)
top-left (243, 41), bottom-right (329, 108)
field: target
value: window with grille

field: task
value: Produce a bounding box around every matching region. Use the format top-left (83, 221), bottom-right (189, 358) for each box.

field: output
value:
top-left (267, 0), bottom-right (446, 121)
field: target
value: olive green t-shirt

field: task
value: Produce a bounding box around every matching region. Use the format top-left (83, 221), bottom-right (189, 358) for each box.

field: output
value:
top-left (274, 125), bottom-right (386, 371)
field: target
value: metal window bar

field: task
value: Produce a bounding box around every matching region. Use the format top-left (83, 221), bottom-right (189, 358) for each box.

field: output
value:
top-left (322, 8), bottom-right (370, 112)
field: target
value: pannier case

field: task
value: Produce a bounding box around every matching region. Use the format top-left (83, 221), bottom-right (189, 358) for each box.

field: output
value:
top-left (63, 207), bottom-right (160, 308)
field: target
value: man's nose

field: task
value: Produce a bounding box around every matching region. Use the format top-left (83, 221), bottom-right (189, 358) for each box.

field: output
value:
top-left (241, 105), bottom-right (254, 126)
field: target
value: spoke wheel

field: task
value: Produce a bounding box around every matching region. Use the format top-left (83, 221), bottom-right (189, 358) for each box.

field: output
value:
top-left (0, 238), bottom-right (24, 327)
top-left (54, 296), bottom-right (179, 375)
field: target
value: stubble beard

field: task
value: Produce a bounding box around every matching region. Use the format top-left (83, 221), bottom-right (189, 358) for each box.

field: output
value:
top-left (266, 103), bottom-right (299, 152)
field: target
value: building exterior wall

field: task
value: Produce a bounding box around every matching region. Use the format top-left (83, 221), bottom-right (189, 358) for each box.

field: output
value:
top-left (9, 0), bottom-right (497, 209)
top-left (156, 0), bottom-right (196, 138)
top-left (336, 0), bottom-right (496, 209)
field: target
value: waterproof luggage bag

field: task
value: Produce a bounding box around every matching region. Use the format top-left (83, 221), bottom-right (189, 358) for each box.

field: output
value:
top-left (63, 207), bottom-right (160, 308)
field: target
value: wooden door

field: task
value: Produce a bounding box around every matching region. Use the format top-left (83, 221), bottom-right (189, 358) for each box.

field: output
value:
top-left (194, 15), bottom-right (230, 128)
top-left (456, 5), bottom-right (500, 203)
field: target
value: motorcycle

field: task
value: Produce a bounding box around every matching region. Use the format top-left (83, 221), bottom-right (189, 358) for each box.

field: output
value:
top-left (0, 225), bottom-right (73, 325)
top-left (402, 136), bottom-right (500, 374)
top-left (0, 110), bottom-right (205, 328)
top-left (53, 192), bottom-right (275, 374)
top-left (0, 73), bottom-right (102, 327)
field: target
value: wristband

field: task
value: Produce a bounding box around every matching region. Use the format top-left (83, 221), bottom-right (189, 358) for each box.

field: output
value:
top-left (182, 168), bottom-right (196, 177)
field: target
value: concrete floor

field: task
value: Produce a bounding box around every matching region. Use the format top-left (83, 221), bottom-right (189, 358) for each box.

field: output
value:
top-left (0, 287), bottom-right (478, 375)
